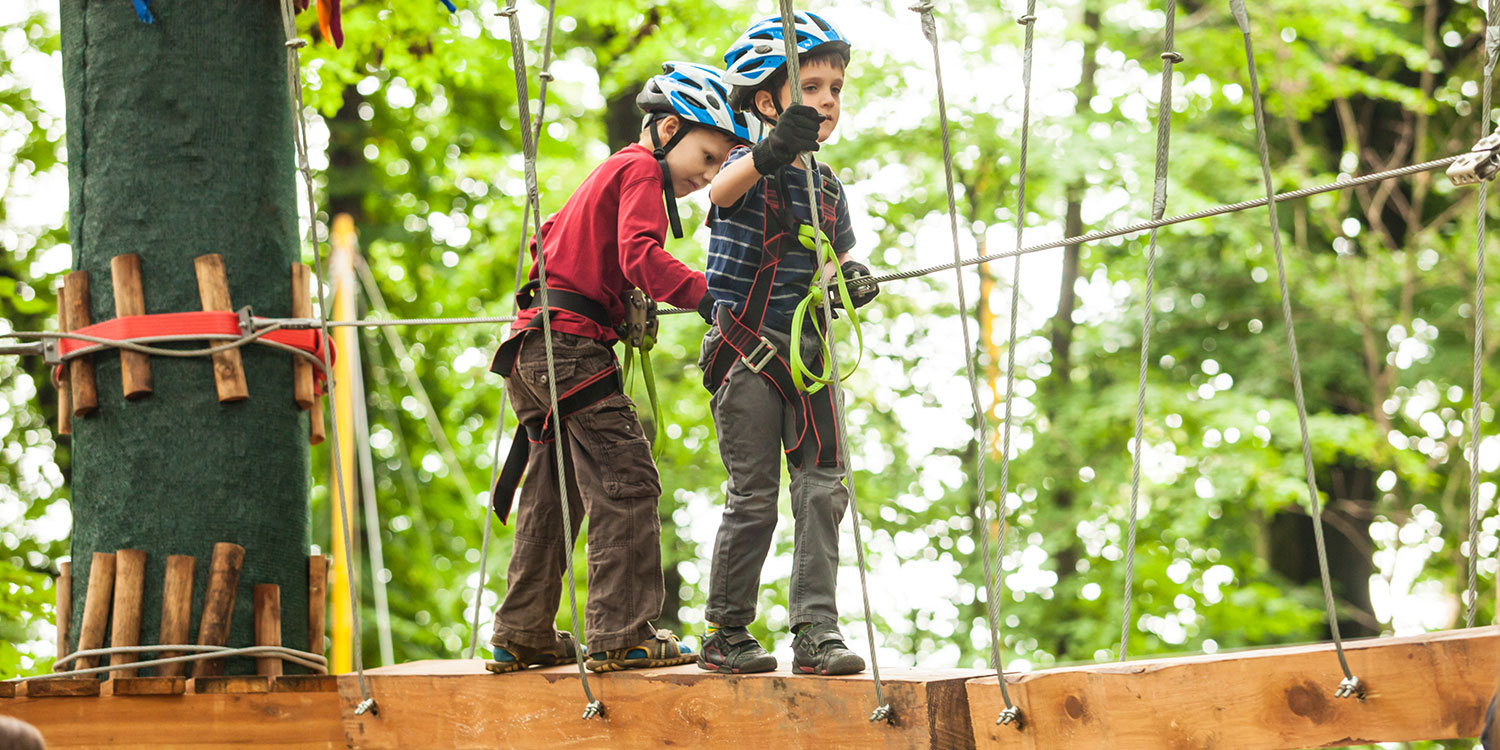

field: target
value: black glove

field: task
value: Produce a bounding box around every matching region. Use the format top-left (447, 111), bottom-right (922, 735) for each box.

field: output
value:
top-left (841, 260), bottom-right (879, 309)
top-left (697, 292), bottom-right (717, 325)
top-left (751, 104), bottom-right (824, 175)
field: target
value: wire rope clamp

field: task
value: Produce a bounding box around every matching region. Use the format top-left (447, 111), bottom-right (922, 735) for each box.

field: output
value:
top-left (742, 336), bottom-right (778, 374)
top-left (582, 700), bottom-right (605, 720)
top-left (1334, 675), bottom-right (1365, 700)
top-left (997, 704), bottom-right (1023, 728)
top-left (869, 704), bottom-right (894, 724)
top-left (354, 697), bottom-right (379, 716)
top-left (1446, 132), bottom-right (1500, 186)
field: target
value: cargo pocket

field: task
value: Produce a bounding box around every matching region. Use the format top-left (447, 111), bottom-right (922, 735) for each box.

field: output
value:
top-left (575, 406), bottom-right (661, 499)
top-left (516, 358), bottom-right (578, 391)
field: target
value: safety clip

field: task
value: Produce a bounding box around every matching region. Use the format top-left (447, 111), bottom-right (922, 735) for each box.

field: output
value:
top-left (619, 289), bottom-right (659, 351)
top-left (1446, 132), bottom-right (1500, 186)
top-left (236, 306), bottom-right (256, 337)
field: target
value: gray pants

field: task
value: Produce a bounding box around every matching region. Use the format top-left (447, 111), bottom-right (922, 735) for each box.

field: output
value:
top-left (699, 324), bottom-right (849, 629)
top-left (491, 332), bottom-right (664, 653)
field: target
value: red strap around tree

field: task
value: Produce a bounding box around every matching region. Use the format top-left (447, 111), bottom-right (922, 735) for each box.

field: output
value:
top-left (55, 311), bottom-right (335, 392)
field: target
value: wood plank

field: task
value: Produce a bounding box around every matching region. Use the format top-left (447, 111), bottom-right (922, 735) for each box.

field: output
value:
top-left (967, 627), bottom-right (1498, 750)
top-left (291, 263), bottom-right (315, 410)
top-left (0, 689), bottom-right (342, 749)
top-left (157, 554), bottom-right (196, 677)
top-left (109, 676), bottom-right (186, 696)
top-left (63, 270), bottom-right (97, 416)
top-left (110, 253), bottom-right (153, 398)
top-left (0, 681), bottom-right (15, 698)
top-left (308, 554), bottom-right (327, 660)
top-left (274, 674), bottom-right (339, 693)
top-left (55, 286), bottom-right (70, 435)
top-left (109, 549), bottom-right (148, 677)
top-left (192, 254), bottom-right (248, 402)
top-left (192, 542), bottom-right (244, 678)
top-left (73, 552), bottom-right (115, 671)
top-left (24, 679), bottom-right (101, 698)
top-left (340, 660), bottom-right (985, 750)
top-left (55, 561), bottom-right (71, 662)
top-left (255, 584), bottom-right (283, 676)
top-left (193, 675), bottom-right (274, 694)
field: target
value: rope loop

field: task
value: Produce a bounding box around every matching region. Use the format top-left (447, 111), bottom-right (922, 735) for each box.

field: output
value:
top-left (1016, 13), bottom-right (1037, 25)
top-left (1161, 51), bottom-right (1184, 63)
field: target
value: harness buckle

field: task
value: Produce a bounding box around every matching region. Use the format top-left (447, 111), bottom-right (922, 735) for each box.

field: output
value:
top-left (742, 336), bottom-right (778, 374)
top-left (1446, 131), bottom-right (1500, 186)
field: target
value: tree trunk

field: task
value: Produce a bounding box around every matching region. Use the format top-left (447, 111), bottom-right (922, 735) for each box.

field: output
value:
top-left (60, 0), bottom-right (309, 673)
top-left (1045, 0), bottom-right (1100, 658)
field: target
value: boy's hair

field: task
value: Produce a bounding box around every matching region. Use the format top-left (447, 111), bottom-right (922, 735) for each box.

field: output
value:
top-left (729, 45), bottom-right (849, 120)
top-left (0, 716), bottom-right (46, 750)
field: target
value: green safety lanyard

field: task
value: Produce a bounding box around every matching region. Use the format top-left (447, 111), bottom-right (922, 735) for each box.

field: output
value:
top-left (789, 222), bottom-right (864, 393)
top-left (619, 293), bottom-right (663, 458)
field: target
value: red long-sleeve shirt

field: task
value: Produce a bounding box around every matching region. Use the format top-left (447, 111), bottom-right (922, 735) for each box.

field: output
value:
top-left (508, 144), bottom-right (707, 344)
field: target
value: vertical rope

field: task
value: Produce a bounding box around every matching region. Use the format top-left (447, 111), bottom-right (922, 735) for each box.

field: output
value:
top-left (1466, 0), bottom-right (1500, 630)
top-left (275, 0), bottom-right (374, 713)
top-left (983, 0), bottom-right (1040, 727)
top-left (1229, 0), bottom-right (1362, 699)
top-left (907, 0), bottom-right (1016, 717)
top-left (471, 0), bottom-right (563, 661)
top-left (775, 2), bottom-right (891, 724)
top-left (500, 0), bottom-right (602, 719)
top-left (1121, 0), bottom-right (1182, 662)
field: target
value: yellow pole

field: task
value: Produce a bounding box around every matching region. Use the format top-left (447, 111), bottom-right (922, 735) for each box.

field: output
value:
top-left (329, 214), bottom-right (359, 673)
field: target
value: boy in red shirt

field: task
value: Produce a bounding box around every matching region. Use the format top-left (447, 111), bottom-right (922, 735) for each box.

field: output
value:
top-left (486, 62), bottom-right (760, 674)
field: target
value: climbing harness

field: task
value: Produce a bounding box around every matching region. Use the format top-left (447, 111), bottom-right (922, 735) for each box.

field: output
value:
top-left (1231, 0), bottom-right (1363, 700)
top-left (701, 169), bottom-right (842, 471)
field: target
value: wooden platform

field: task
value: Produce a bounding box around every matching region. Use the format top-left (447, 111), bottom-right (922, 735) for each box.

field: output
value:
top-left (2, 630), bottom-right (1494, 749)
top-left (966, 627), bottom-right (1496, 750)
top-left (340, 660), bottom-right (985, 749)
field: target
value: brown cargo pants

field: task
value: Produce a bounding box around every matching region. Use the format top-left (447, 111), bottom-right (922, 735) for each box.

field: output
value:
top-left (489, 331), bottom-right (664, 653)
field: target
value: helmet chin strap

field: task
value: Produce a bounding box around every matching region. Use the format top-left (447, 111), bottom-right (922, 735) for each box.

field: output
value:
top-left (649, 118), bottom-right (691, 239)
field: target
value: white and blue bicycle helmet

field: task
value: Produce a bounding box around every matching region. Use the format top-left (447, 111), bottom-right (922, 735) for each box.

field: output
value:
top-left (722, 11), bottom-right (850, 91)
top-left (637, 62), bottom-right (762, 238)
top-left (637, 61), bottom-right (762, 145)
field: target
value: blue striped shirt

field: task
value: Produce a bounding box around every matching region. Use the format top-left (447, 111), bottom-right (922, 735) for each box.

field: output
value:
top-left (706, 146), bottom-right (855, 333)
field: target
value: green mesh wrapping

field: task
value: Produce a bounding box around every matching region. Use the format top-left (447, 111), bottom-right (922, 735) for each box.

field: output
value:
top-left (60, 0), bottom-right (312, 675)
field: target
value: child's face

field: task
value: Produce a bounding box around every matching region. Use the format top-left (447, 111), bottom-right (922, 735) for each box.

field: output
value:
top-left (661, 124), bottom-right (739, 198)
top-left (762, 58), bottom-right (844, 142)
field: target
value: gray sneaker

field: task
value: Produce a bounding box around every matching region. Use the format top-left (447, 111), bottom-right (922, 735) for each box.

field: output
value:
top-left (698, 626), bottom-right (777, 674)
top-left (791, 624), bottom-right (865, 676)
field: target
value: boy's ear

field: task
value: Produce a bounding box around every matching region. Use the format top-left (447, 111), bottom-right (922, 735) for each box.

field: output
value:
top-left (753, 90), bottom-right (778, 121)
top-left (652, 114), bottom-right (680, 141)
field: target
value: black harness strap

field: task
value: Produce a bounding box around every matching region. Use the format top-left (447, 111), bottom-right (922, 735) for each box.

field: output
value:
top-left (488, 280), bottom-right (625, 523)
top-left (491, 350), bottom-right (623, 524)
top-left (703, 167), bottom-right (842, 469)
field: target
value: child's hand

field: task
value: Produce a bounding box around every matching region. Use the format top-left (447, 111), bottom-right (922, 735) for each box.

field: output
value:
top-left (751, 104), bottom-right (824, 174)
top-left (840, 261), bottom-right (879, 309)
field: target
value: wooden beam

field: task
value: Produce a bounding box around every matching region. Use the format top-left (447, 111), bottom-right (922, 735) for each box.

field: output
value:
top-left (339, 660), bottom-right (984, 750)
top-left (110, 253), bottom-right (153, 398)
top-left (109, 549), bottom-right (147, 677)
top-left (967, 627), bottom-right (1497, 750)
top-left (0, 689), bottom-right (342, 749)
top-left (109, 676), bottom-right (186, 696)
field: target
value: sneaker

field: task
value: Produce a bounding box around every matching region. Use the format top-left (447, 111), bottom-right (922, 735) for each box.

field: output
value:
top-left (485, 631), bottom-right (577, 674)
top-left (697, 626), bottom-right (777, 674)
top-left (791, 624), bottom-right (865, 676)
